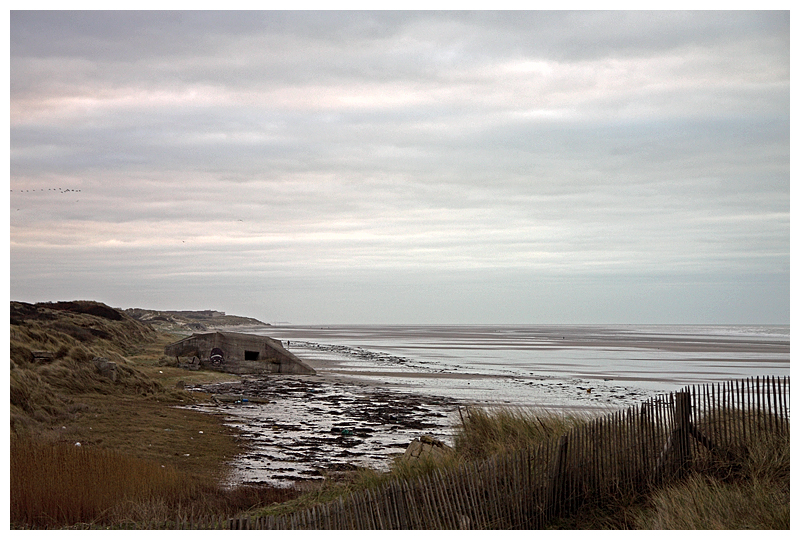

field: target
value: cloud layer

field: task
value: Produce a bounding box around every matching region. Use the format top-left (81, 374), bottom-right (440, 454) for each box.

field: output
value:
top-left (9, 11), bottom-right (789, 323)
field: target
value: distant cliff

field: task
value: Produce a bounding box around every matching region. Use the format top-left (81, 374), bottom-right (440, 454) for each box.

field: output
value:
top-left (123, 308), bottom-right (269, 333)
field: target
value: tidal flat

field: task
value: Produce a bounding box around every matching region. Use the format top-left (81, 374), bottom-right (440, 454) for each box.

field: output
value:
top-left (187, 324), bottom-right (788, 487)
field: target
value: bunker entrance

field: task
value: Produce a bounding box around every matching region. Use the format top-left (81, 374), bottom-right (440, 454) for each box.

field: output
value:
top-left (244, 350), bottom-right (260, 361)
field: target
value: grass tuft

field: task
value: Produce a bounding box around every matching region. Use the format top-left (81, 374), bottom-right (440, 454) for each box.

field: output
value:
top-left (636, 474), bottom-right (789, 529)
top-left (453, 406), bottom-right (592, 460)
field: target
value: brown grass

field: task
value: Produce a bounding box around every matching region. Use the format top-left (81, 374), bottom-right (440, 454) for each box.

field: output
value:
top-left (10, 435), bottom-right (300, 529)
top-left (11, 435), bottom-right (198, 528)
top-left (9, 302), bottom-right (790, 529)
top-left (633, 421), bottom-right (790, 530)
top-left (208, 401), bottom-right (791, 530)
top-left (256, 407), bottom-right (598, 520)
top-left (637, 474), bottom-right (789, 529)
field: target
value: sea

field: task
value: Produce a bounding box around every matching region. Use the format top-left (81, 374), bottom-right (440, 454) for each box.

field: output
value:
top-left (257, 324), bottom-right (789, 407)
top-left (193, 324), bottom-right (789, 485)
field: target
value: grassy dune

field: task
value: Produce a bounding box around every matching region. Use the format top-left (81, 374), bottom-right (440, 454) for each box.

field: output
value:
top-left (453, 407), bottom-right (789, 529)
top-left (9, 301), bottom-right (298, 528)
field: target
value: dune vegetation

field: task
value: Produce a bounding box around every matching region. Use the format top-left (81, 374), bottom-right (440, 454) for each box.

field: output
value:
top-left (9, 301), bottom-right (298, 528)
top-left (255, 406), bottom-right (788, 530)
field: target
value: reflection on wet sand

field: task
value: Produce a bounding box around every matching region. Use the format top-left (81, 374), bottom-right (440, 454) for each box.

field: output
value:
top-left (196, 324), bottom-right (788, 487)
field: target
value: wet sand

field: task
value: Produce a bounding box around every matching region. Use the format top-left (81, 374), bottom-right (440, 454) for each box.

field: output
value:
top-left (195, 324), bottom-right (788, 487)
top-left (271, 325), bottom-right (789, 393)
top-left (184, 374), bottom-right (461, 486)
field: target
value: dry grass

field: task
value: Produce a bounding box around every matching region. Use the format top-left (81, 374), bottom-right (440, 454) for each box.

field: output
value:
top-left (256, 407), bottom-right (596, 520)
top-left (9, 302), bottom-right (790, 529)
top-left (543, 407), bottom-right (791, 530)
top-left (10, 302), bottom-right (167, 434)
top-left (397, 405), bottom-right (789, 530)
top-left (637, 474), bottom-right (789, 529)
top-left (453, 406), bottom-right (593, 460)
top-left (634, 425), bottom-right (790, 530)
top-left (10, 435), bottom-right (300, 529)
top-left (11, 435), bottom-right (199, 528)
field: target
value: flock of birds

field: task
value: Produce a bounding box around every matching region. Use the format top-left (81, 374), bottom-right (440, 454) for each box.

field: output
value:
top-left (11, 187), bottom-right (83, 211)
top-left (11, 188), bottom-right (81, 193)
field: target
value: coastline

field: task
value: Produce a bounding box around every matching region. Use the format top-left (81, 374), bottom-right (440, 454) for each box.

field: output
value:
top-left (185, 323), bottom-right (788, 487)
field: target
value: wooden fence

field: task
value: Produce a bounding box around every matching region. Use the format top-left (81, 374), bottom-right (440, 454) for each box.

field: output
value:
top-left (166, 375), bottom-right (789, 530)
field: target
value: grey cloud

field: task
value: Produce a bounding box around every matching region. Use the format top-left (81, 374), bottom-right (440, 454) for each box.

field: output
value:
top-left (11, 11), bottom-right (789, 91)
top-left (9, 10), bottom-right (789, 324)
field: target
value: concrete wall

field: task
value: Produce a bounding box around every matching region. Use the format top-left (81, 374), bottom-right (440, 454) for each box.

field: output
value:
top-left (165, 331), bottom-right (315, 375)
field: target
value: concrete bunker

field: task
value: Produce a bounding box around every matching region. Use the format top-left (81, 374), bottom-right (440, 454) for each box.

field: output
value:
top-left (164, 331), bottom-right (315, 375)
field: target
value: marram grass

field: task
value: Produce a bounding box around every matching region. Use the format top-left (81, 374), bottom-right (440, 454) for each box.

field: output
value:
top-left (453, 406), bottom-right (594, 460)
top-left (636, 474), bottom-right (789, 529)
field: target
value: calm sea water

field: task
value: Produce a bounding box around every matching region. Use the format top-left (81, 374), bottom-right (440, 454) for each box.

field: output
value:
top-left (252, 324), bottom-right (789, 408)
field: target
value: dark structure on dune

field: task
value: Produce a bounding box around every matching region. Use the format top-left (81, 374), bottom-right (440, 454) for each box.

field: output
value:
top-left (164, 331), bottom-right (315, 375)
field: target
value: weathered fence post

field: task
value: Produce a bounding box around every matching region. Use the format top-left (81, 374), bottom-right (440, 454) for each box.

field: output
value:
top-left (546, 434), bottom-right (569, 517)
top-left (654, 391), bottom-right (693, 479)
top-left (674, 391), bottom-right (692, 471)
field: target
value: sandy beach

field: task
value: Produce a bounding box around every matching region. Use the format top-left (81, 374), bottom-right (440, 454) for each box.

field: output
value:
top-left (187, 324), bottom-right (788, 487)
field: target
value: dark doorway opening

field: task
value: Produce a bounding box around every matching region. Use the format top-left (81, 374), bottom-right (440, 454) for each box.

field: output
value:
top-left (244, 350), bottom-right (260, 361)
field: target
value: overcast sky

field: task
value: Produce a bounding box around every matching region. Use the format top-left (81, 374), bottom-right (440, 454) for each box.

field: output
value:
top-left (8, 10), bottom-right (790, 324)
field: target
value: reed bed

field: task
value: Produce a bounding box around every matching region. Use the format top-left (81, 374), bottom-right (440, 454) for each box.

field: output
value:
top-left (11, 435), bottom-right (199, 528)
top-left (10, 435), bottom-right (299, 529)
